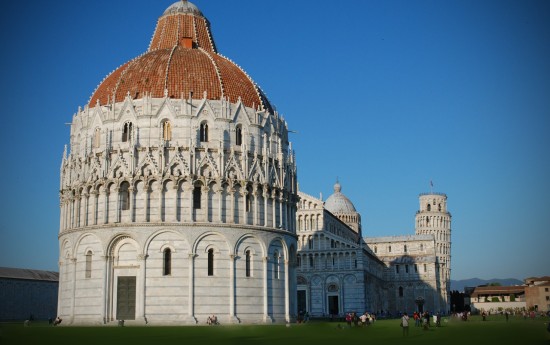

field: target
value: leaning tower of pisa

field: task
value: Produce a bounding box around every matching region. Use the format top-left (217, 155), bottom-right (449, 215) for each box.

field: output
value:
top-left (415, 192), bottom-right (452, 309)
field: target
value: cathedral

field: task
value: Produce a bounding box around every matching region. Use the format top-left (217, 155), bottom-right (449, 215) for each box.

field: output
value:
top-left (58, 1), bottom-right (451, 325)
top-left (296, 184), bottom-right (451, 317)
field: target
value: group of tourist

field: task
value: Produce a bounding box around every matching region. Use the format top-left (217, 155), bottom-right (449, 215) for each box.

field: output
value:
top-left (344, 311), bottom-right (376, 327)
top-left (401, 311), bottom-right (442, 336)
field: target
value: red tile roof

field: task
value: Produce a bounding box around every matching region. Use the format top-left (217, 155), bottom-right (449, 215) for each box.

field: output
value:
top-left (89, 6), bottom-right (270, 112)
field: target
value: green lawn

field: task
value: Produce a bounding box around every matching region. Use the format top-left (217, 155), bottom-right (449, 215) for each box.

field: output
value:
top-left (1, 315), bottom-right (549, 345)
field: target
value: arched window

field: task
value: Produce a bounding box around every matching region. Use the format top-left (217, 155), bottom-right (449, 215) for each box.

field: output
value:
top-left (296, 255), bottom-right (301, 268)
top-left (273, 251), bottom-right (280, 279)
top-left (374, 246), bottom-right (377, 253)
top-left (405, 264), bottom-right (409, 273)
top-left (122, 122), bottom-right (133, 142)
top-left (308, 237), bottom-right (313, 249)
top-left (193, 186), bottom-right (202, 209)
top-left (395, 264), bottom-right (400, 273)
top-left (120, 182), bottom-right (130, 210)
top-left (85, 251), bottom-right (92, 278)
top-left (236, 125), bottom-right (242, 146)
top-left (404, 245), bottom-right (407, 253)
top-left (438, 203), bottom-right (442, 211)
top-left (399, 286), bottom-right (404, 297)
top-left (427, 203), bottom-right (431, 211)
top-left (388, 245), bottom-right (392, 253)
top-left (331, 239), bottom-right (335, 248)
top-left (200, 122), bottom-right (208, 142)
top-left (163, 248), bottom-right (171, 276)
top-left (208, 248), bottom-right (214, 276)
top-left (420, 244), bottom-right (424, 251)
top-left (245, 250), bottom-right (251, 277)
top-left (94, 128), bottom-right (101, 148)
top-left (162, 120), bottom-right (172, 141)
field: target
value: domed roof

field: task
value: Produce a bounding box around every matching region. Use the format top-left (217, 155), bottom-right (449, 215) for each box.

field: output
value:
top-left (163, 0), bottom-right (202, 16)
top-left (324, 181), bottom-right (357, 214)
top-left (89, 1), bottom-right (272, 112)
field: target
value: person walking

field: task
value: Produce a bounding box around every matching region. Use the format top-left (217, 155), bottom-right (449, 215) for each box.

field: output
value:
top-left (401, 312), bottom-right (410, 336)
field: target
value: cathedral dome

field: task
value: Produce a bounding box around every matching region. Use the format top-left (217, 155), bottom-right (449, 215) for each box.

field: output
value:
top-left (89, 0), bottom-right (272, 112)
top-left (324, 182), bottom-right (357, 214)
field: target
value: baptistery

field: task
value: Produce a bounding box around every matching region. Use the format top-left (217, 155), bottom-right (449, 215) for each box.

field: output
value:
top-left (58, 0), bottom-right (298, 325)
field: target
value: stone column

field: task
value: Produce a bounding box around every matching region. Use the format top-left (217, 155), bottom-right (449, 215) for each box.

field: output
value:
top-left (171, 184), bottom-right (179, 222)
top-left (70, 257), bottom-right (77, 324)
top-left (68, 196), bottom-right (73, 229)
top-left (136, 254), bottom-right (147, 323)
top-left (76, 193), bottom-right (82, 227)
top-left (283, 197), bottom-right (289, 230)
top-left (284, 259), bottom-right (290, 322)
top-left (188, 253), bottom-right (196, 322)
top-left (115, 187), bottom-right (121, 223)
top-left (262, 256), bottom-right (272, 323)
top-left (128, 187), bottom-right (135, 223)
top-left (61, 199), bottom-right (67, 230)
top-left (83, 192), bottom-right (89, 226)
top-left (263, 186), bottom-right (269, 227)
top-left (216, 187), bottom-right (223, 222)
top-left (157, 183), bottom-right (163, 222)
top-left (271, 190), bottom-right (277, 228)
top-left (229, 188), bottom-right (235, 223)
top-left (67, 197), bottom-right (73, 229)
top-left (140, 187), bottom-right (148, 222)
top-left (252, 185), bottom-right (259, 226)
top-left (279, 195), bottom-right (284, 229)
top-left (59, 199), bottom-right (64, 231)
top-left (103, 189), bottom-right (111, 224)
top-left (88, 191), bottom-right (94, 226)
top-left (241, 189), bottom-right (248, 225)
top-left (202, 185), bottom-right (210, 222)
top-left (101, 255), bottom-right (110, 324)
top-left (103, 190), bottom-right (109, 224)
top-left (229, 254), bottom-right (236, 321)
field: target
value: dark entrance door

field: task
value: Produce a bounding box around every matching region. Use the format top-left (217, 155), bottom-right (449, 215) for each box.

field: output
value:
top-left (328, 296), bottom-right (339, 316)
top-left (297, 290), bottom-right (307, 314)
top-left (116, 276), bottom-right (136, 320)
top-left (415, 297), bottom-right (425, 313)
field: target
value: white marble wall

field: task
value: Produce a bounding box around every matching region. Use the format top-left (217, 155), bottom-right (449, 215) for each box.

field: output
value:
top-left (59, 97), bottom-right (298, 325)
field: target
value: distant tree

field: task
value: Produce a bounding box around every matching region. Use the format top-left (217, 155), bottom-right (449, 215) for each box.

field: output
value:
top-left (488, 282), bottom-right (502, 286)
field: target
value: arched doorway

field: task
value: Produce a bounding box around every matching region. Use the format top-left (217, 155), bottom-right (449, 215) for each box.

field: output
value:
top-left (415, 297), bottom-right (425, 313)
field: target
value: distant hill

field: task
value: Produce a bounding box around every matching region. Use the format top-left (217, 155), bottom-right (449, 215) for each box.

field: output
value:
top-left (450, 278), bottom-right (523, 292)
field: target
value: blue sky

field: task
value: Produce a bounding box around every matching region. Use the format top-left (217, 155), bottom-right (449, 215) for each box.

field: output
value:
top-left (0, 0), bottom-right (548, 281)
